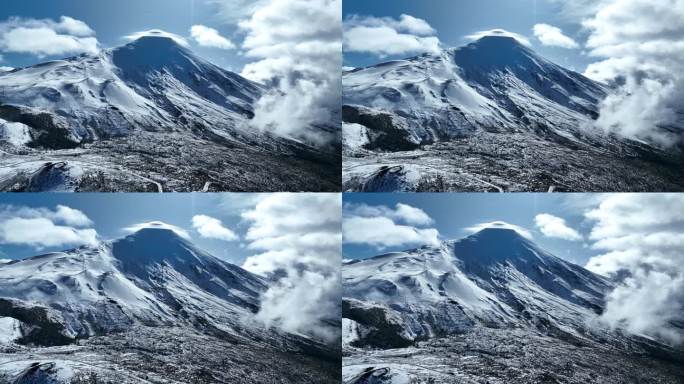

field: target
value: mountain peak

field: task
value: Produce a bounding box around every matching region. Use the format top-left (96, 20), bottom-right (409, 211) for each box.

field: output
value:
top-left (466, 29), bottom-right (531, 48)
top-left (467, 222), bottom-right (532, 241)
top-left (121, 221), bottom-right (191, 242)
top-left (122, 30), bottom-right (190, 49)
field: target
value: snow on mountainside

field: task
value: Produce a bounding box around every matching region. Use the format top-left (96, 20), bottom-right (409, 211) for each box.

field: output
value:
top-left (0, 31), bottom-right (263, 148)
top-left (344, 35), bottom-right (607, 149)
top-left (0, 223), bottom-right (266, 342)
top-left (343, 34), bottom-right (684, 192)
top-left (0, 31), bottom-right (341, 192)
top-left (343, 226), bottom-right (612, 347)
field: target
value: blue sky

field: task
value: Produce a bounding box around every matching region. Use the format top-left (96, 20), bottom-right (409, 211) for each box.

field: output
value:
top-left (343, 0), bottom-right (592, 72)
top-left (343, 193), bottom-right (606, 267)
top-left (0, 193), bottom-right (262, 264)
top-left (0, 0), bottom-right (247, 71)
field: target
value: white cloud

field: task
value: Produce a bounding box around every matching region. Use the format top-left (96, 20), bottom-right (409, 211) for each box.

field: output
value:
top-left (0, 16), bottom-right (98, 57)
top-left (123, 221), bottom-right (191, 240)
top-left (343, 216), bottom-right (440, 248)
top-left (241, 193), bottom-right (341, 342)
top-left (191, 214), bottom-right (238, 241)
top-left (190, 25), bottom-right (235, 50)
top-left (581, 0), bottom-right (684, 147)
top-left (207, 0), bottom-right (270, 23)
top-left (343, 14), bottom-right (440, 57)
top-left (534, 213), bottom-right (582, 241)
top-left (465, 29), bottom-right (531, 47)
top-left (343, 202), bottom-right (440, 248)
top-left (0, 218), bottom-right (97, 248)
top-left (54, 205), bottom-right (93, 227)
top-left (0, 205), bottom-right (97, 249)
top-left (239, 0), bottom-right (341, 146)
top-left (56, 16), bottom-right (95, 36)
top-left (0, 258), bottom-right (11, 264)
top-left (345, 202), bottom-right (433, 226)
top-left (465, 221), bottom-right (533, 239)
top-left (0, 66), bottom-right (13, 72)
top-left (584, 194), bottom-right (684, 344)
top-left (533, 23), bottom-right (579, 49)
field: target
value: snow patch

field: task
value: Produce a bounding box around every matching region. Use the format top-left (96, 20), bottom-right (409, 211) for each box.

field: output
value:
top-left (0, 119), bottom-right (32, 146)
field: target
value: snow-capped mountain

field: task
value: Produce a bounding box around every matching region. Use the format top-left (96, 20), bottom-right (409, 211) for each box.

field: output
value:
top-left (342, 34), bottom-right (684, 192)
top-left (0, 223), bottom-right (266, 344)
top-left (0, 31), bottom-right (263, 148)
top-left (344, 35), bottom-right (606, 150)
top-left (0, 31), bottom-right (340, 192)
top-left (0, 223), bottom-right (340, 383)
top-left (343, 226), bottom-right (612, 348)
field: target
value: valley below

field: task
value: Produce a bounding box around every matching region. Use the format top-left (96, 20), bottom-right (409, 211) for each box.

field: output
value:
top-left (2, 326), bottom-right (340, 384)
top-left (0, 131), bottom-right (340, 192)
top-left (343, 327), bottom-right (684, 384)
top-left (343, 131), bottom-right (684, 192)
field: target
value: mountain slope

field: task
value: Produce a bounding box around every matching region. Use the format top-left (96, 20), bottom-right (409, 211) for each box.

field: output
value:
top-left (343, 226), bottom-right (612, 347)
top-left (0, 32), bottom-right (263, 148)
top-left (342, 34), bottom-right (684, 192)
top-left (0, 31), bottom-right (340, 192)
top-left (344, 35), bottom-right (606, 149)
top-left (0, 224), bottom-right (266, 341)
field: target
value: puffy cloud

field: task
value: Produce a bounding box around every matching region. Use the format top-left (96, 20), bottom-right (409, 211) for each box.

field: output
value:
top-left (0, 205), bottom-right (97, 249)
top-left (584, 194), bottom-right (684, 345)
top-left (581, 0), bottom-right (684, 146)
top-left (344, 14), bottom-right (440, 56)
top-left (343, 216), bottom-right (440, 248)
top-left (123, 221), bottom-right (191, 240)
top-left (0, 16), bottom-right (98, 57)
top-left (123, 29), bottom-right (189, 47)
top-left (533, 23), bottom-right (579, 48)
top-left (191, 214), bottom-right (238, 241)
top-left (190, 25), bottom-right (235, 50)
top-left (238, 0), bottom-right (341, 146)
top-left (465, 29), bottom-right (531, 47)
top-left (534, 213), bottom-right (582, 241)
top-left (54, 205), bottom-right (93, 227)
top-left (241, 193), bottom-right (341, 342)
top-left (343, 202), bottom-right (440, 248)
top-left (465, 221), bottom-right (533, 239)
top-left (345, 202), bottom-right (433, 226)
top-left (56, 16), bottom-right (95, 36)
top-left (0, 218), bottom-right (97, 248)
top-left (207, 0), bottom-right (270, 23)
